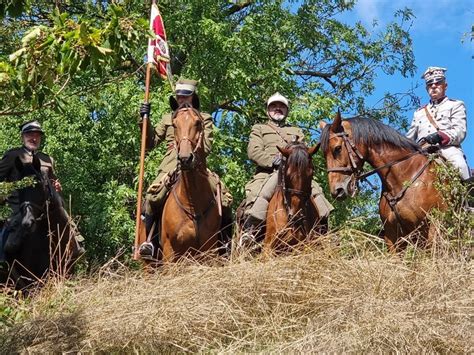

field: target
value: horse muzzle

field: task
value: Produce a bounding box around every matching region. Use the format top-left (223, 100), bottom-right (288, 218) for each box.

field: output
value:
top-left (330, 176), bottom-right (358, 200)
top-left (178, 153), bottom-right (195, 170)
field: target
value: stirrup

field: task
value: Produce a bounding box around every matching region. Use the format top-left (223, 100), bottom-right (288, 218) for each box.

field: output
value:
top-left (138, 242), bottom-right (155, 260)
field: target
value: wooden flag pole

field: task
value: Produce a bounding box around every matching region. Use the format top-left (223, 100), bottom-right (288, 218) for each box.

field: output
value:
top-left (133, 62), bottom-right (153, 260)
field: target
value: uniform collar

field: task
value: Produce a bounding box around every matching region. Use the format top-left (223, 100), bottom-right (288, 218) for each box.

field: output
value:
top-left (430, 96), bottom-right (448, 106)
top-left (22, 146), bottom-right (37, 156)
top-left (268, 120), bottom-right (286, 128)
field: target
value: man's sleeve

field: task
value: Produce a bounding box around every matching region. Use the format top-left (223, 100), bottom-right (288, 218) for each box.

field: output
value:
top-left (444, 101), bottom-right (467, 146)
top-left (202, 113), bottom-right (214, 155)
top-left (145, 114), bottom-right (167, 150)
top-left (0, 152), bottom-right (13, 182)
top-left (248, 125), bottom-right (273, 168)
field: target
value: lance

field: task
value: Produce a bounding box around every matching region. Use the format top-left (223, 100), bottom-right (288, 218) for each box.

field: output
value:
top-left (133, 61), bottom-right (152, 260)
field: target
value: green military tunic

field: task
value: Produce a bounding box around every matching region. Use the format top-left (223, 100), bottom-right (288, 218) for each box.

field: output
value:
top-left (244, 121), bottom-right (333, 221)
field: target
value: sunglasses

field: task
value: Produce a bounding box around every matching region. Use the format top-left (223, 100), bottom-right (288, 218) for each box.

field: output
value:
top-left (426, 78), bottom-right (445, 86)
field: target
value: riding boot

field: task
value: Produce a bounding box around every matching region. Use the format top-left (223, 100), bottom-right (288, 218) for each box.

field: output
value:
top-left (139, 213), bottom-right (158, 259)
top-left (240, 215), bottom-right (263, 247)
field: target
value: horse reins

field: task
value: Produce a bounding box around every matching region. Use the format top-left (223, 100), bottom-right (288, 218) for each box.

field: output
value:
top-left (277, 156), bottom-right (311, 232)
top-left (327, 131), bottom-right (433, 234)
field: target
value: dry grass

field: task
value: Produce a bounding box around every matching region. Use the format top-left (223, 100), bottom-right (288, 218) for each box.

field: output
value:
top-left (0, 230), bottom-right (472, 353)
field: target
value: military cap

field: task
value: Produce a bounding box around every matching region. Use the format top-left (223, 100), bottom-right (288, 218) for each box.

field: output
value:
top-left (175, 78), bottom-right (198, 96)
top-left (19, 120), bottom-right (44, 134)
top-left (170, 78), bottom-right (200, 111)
top-left (422, 66), bottom-right (447, 85)
top-left (267, 92), bottom-right (289, 108)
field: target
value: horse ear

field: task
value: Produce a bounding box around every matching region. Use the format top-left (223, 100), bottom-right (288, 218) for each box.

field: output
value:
top-left (308, 143), bottom-right (320, 156)
top-left (319, 121), bottom-right (327, 130)
top-left (169, 96), bottom-right (179, 111)
top-left (331, 109), bottom-right (343, 133)
top-left (277, 145), bottom-right (289, 157)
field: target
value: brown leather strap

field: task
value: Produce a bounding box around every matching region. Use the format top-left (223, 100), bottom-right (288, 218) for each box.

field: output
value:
top-left (267, 122), bottom-right (293, 144)
top-left (423, 106), bottom-right (440, 131)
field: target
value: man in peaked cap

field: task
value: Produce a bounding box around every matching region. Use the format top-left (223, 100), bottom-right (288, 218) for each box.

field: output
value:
top-left (0, 120), bottom-right (84, 260)
top-left (138, 78), bottom-right (233, 259)
top-left (407, 66), bottom-right (470, 180)
top-left (240, 93), bottom-right (333, 245)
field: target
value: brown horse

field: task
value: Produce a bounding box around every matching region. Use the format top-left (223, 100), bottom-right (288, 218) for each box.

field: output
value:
top-left (319, 112), bottom-right (444, 251)
top-left (264, 142), bottom-right (325, 253)
top-left (160, 104), bottom-right (221, 262)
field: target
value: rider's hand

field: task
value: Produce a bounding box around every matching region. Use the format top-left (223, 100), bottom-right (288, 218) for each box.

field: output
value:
top-left (424, 132), bottom-right (442, 145)
top-left (272, 154), bottom-right (282, 169)
top-left (52, 179), bottom-right (62, 192)
top-left (139, 103), bottom-right (151, 119)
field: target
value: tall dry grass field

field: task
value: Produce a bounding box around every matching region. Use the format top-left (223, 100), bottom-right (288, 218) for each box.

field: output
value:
top-left (0, 230), bottom-right (472, 353)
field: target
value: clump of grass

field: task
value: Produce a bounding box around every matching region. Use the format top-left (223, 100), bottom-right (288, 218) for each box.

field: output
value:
top-left (0, 230), bottom-right (471, 353)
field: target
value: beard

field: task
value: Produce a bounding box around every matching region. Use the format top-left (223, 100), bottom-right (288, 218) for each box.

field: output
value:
top-left (269, 112), bottom-right (286, 121)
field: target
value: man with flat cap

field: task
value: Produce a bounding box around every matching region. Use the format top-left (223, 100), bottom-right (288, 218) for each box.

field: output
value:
top-left (0, 120), bottom-right (84, 260)
top-left (407, 66), bottom-right (470, 180)
top-left (138, 78), bottom-right (233, 258)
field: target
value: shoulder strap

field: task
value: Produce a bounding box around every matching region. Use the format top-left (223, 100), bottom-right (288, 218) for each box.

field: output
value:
top-left (423, 106), bottom-right (440, 131)
top-left (267, 122), bottom-right (292, 144)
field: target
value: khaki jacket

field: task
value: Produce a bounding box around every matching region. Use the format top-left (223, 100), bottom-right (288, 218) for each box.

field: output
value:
top-left (144, 111), bottom-right (214, 175)
top-left (248, 121), bottom-right (303, 172)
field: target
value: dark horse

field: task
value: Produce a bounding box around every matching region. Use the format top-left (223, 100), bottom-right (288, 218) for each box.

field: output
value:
top-left (320, 112), bottom-right (444, 251)
top-left (2, 155), bottom-right (75, 289)
top-left (160, 104), bottom-right (222, 262)
top-left (263, 142), bottom-right (326, 254)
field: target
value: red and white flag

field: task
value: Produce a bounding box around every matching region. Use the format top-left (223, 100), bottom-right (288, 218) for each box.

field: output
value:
top-left (147, 2), bottom-right (171, 80)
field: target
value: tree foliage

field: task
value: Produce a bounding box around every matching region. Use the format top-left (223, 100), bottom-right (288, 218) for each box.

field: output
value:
top-left (0, 0), bottom-right (417, 262)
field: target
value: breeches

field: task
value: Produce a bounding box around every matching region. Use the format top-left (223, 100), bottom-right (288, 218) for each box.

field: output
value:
top-left (440, 146), bottom-right (470, 180)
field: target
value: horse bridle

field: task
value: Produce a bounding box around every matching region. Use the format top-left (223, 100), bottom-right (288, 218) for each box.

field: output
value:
top-left (327, 129), bottom-right (432, 234)
top-left (172, 106), bottom-right (205, 167)
top-left (277, 157), bottom-right (311, 227)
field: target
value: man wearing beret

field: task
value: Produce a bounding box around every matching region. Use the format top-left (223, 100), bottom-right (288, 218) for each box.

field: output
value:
top-left (0, 120), bottom-right (84, 260)
top-left (240, 92), bottom-right (333, 243)
top-left (407, 66), bottom-right (470, 180)
top-left (138, 78), bottom-right (233, 258)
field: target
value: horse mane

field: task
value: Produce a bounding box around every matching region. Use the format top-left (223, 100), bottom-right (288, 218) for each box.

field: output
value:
top-left (320, 116), bottom-right (421, 153)
top-left (284, 142), bottom-right (311, 171)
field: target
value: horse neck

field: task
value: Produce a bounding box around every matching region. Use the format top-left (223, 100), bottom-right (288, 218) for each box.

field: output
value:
top-left (176, 162), bottom-right (213, 210)
top-left (365, 144), bottom-right (427, 193)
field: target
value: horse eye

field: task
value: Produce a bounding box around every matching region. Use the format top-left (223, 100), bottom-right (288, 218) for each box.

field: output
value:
top-left (333, 145), bottom-right (342, 156)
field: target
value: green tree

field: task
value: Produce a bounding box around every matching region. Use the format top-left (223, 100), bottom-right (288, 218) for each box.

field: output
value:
top-left (0, 0), bottom-right (417, 262)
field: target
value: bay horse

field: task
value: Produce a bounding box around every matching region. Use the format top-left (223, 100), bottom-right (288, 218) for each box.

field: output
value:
top-left (319, 111), bottom-right (444, 251)
top-left (160, 104), bottom-right (221, 262)
top-left (264, 142), bottom-right (325, 254)
top-left (2, 155), bottom-right (75, 290)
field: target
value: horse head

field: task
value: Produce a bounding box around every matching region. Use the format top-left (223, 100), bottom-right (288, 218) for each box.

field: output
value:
top-left (320, 111), bottom-right (365, 199)
top-left (172, 103), bottom-right (205, 170)
top-left (15, 154), bottom-right (50, 234)
top-left (277, 142), bottom-right (319, 219)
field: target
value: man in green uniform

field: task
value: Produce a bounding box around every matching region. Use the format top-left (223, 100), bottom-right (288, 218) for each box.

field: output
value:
top-left (241, 93), bottom-right (333, 241)
top-left (138, 79), bottom-right (233, 258)
top-left (0, 120), bottom-right (84, 260)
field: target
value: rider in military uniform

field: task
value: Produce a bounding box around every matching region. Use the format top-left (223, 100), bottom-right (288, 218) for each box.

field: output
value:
top-left (138, 79), bottom-right (233, 258)
top-left (0, 120), bottom-right (84, 259)
top-left (407, 66), bottom-right (470, 180)
top-left (241, 93), bottom-right (333, 240)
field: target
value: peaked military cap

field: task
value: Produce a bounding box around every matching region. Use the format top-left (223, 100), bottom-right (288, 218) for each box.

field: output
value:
top-left (422, 66), bottom-right (447, 85)
top-left (19, 120), bottom-right (44, 134)
top-left (170, 78), bottom-right (200, 111)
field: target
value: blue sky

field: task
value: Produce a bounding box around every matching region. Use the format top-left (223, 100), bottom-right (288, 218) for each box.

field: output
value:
top-left (348, 0), bottom-right (474, 167)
